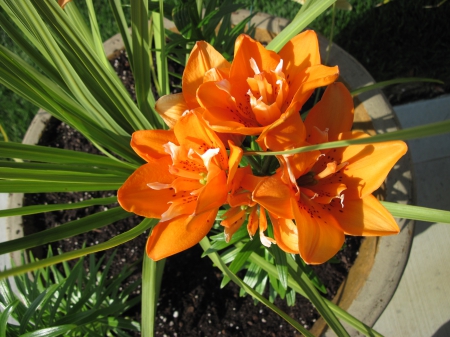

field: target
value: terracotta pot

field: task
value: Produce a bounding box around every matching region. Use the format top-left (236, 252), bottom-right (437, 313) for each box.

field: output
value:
top-left (3, 10), bottom-right (414, 336)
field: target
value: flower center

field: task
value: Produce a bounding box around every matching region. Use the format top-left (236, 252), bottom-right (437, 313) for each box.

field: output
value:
top-left (296, 171), bottom-right (317, 187)
top-left (245, 58), bottom-right (289, 126)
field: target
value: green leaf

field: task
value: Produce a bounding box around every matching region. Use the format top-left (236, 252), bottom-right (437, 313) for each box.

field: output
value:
top-left (381, 202), bottom-right (450, 224)
top-left (20, 325), bottom-right (77, 337)
top-left (0, 141), bottom-right (137, 172)
top-left (199, 237), bottom-right (314, 336)
top-left (0, 217), bottom-right (157, 280)
top-left (0, 207), bottom-right (131, 255)
top-left (285, 254), bottom-right (349, 336)
top-left (0, 180), bottom-right (122, 193)
top-left (0, 167), bottom-right (126, 184)
top-left (0, 301), bottom-right (19, 336)
top-left (351, 77), bottom-right (444, 97)
top-left (131, 0), bottom-right (158, 125)
top-left (142, 256), bottom-right (166, 337)
top-left (247, 119), bottom-right (450, 156)
top-left (220, 237), bottom-right (261, 288)
top-left (267, 0), bottom-right (337, 52)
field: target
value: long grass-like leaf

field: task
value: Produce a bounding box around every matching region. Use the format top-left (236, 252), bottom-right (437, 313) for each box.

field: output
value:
top-left (286, 254), bottom-right (349, 336)
top-left (0, 167), bottom-right (126, 184)
top-left (381, 202), bottom-right (450, 224)
top-left (0, 180), bottom-right (122, 193)
top-left (0, 142), bottom-right (137, 171)
top-left (246, 119), bottom-right (450, 156)
top-left (0, 217), bottom-right (157, 279)
top-left (142, 256), bottom-right (165, 337)
top-left (0, 196), bottom-right (117, 218)
top-left (20, 325), bottom-right (77, 337)
top-left (0, 301), bottom-right (19, 336)
top-left (108, 0), bottom-right (133, 64)
top-left (0, 207), bottom-right (131, 255)
top-left (29, 0), bottom-right (154, 132)
top-left (351, 77), bottom-right (444, 97)
top-left (267, 0), bottom-right (337, 52)
top-left (131, 0), bottom-right (158, 126)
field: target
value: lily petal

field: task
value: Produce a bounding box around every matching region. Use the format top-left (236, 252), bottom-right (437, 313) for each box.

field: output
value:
top-left (198, 80), bottom-right (261, 134)
top-left (227, 140), bottom-right (244, 187)
top-left (293, 197), bottom-right (344, 265)
top-left (305, 82), bottom-right (354, 142)
top-left (147, 209), bottom-right (218, 260)
top-left (117, 158), bottom-right (175, 218)
top-left (195, 169), bottom-right (228, 214)
top-left (230, 34), bottom-right (281, 81)
top-left (313, 131), bottom-right (407, 199)
top-left (278, 30), bottom-right (321, 78)
top-left (257, 107), bottom-right (306, 151)
top-left (131, 130), bottom-right (178, 161)
top-left (253, 176), bottom-right (295, 219)
top-left (329, 193), bottom-right (400, 236)
top-left (283, 64), bottom-right (339, 113)
top-left (183, 41), bottom-right (231, 108)
top-left (155, 93), bottom-right (189, 128)
top-left (270, 214), bottom-right (299, 254)
top-left (174, 109), bottom-right (229, 170)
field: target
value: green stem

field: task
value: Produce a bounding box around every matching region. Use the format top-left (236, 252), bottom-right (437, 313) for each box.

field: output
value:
top-left (142, 256), bottom-right (166, 337)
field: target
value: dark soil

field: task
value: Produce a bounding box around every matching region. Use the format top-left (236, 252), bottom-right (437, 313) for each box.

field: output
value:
top-left (22, 51), bottom-right (362, 336)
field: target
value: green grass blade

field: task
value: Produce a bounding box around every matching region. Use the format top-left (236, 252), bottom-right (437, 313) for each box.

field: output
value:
top-left (63, 1), bottom-right (96, 50)
top-left (0, 167), bottom-right (126, 184)
top-left (142, 256), bottom-right (165, 337)
top-left (29, 0), bottom-right (153, 132)
top-left (108, 0), bottom-right (133, 63)
top-left (20, 325), bottom-right (77, 337)
top-left (0, 196), bottom-right (117, 218)
top-left (152, 0), bottom-right (170, 99)
top-left (86, 0), bottom-right (109, 66)
top-left (0, 207), bottom-right (131, 255)
top-left (0, 301), bottom-right (19, 336)
top-left (0, 218), bottom-right (157, 280)
top-left (199, 237), bottom-right (314, 337)
top-left (220, 236), bottom-right (261, 288)
top-left (381, 202), bottom-right (450, 224)
top-left (0, 161), bottom-right (131, 176)
top-left (248, 119), bottom-right (450, 156)
top-left (351, 77), bottom-right (444, 97)
top-left (0, 142), bottom-right (137, 171)
top-left (0, 43), bottom-right (138, 163)
top-left (13, 1), bottom-right (133, 136)
top-left (131, 0), bottom-right (157, 126)
top-left (0, 10), bottom-right (66, 90)
top-left (286, 255), bottom-right (349, 336)
top-left (0, 180), bottom-right (122, 193)
top-left (266, 0), bottom-right (337, 53)
top-left (18, 290), bottom-right (49, 334)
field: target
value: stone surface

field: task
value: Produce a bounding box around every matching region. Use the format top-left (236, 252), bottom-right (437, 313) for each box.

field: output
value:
top-left (373, 96), bottom-right (450, 337)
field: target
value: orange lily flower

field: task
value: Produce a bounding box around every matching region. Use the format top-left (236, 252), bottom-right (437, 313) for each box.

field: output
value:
top-left (155, 31), bottom-right (339, 136)
top-left (118, 109), bottom-right (242, 260)
top-left (226, 83), bottom-right (408, 264)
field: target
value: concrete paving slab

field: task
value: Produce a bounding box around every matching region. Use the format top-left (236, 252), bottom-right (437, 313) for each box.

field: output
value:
top-left (373, 96), bottom-right (450, 337)
top-left (394, 95), bottom-right (450, 163)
